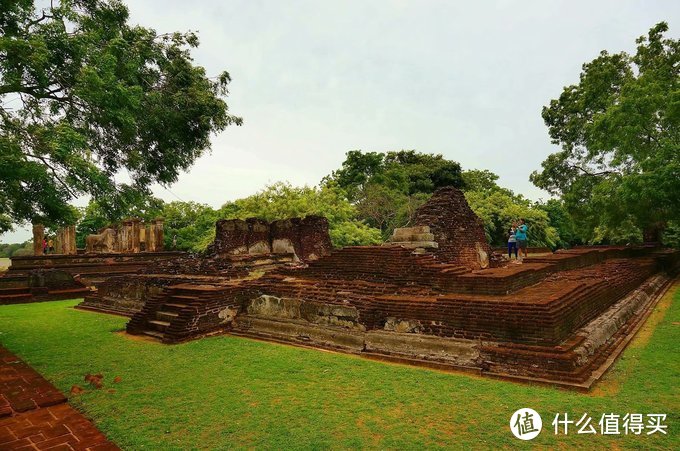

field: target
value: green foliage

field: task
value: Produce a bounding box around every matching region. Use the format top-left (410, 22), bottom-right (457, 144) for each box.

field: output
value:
top-left (465, 190), bottom-right (558, 248)
top-left (330, 150), bottom-right (465, 200)
top-left (0, 0), bottom-right (241, 233)
top-left (327, 150), bottom-right (464, 238)
top-left (537, 199), bottom-right (580, 248)
top-left (459, 168), bottom-right (560, 248)
top-left (461, 169), bottom-right (502, 193)
top-left (9, 247), bottom-right (32, 257)
top-left (531, 23), bottom-right (679, 242)
top-left (0, 240), bottom-right (31, 258)
top-left (161, 201), bottom-right (218, 252)
top-left (660, 221), bottom-right (680, 249)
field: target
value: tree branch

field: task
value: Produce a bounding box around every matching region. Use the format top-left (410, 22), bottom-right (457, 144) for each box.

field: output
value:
top-left (567, 163), bottom-right (617, 177)
top-left (25, 153), bottom-right (78, 197)
top-left (0, 84), bottom-right (70, 102)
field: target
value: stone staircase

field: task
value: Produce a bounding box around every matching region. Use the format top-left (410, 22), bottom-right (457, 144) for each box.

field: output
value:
top-left (126, 283), bottom-right (246, 342)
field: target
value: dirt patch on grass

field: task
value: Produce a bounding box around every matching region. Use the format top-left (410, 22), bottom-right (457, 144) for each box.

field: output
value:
top-left (114, 330), bottom-right (161, 343)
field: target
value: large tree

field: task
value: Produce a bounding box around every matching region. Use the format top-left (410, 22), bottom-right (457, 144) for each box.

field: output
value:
top-left (0, 0), bottom-right (241, 233)
top-left (326, 150), bottom-right (464, 237)
top-left (531, 23), bottom-right (679, 243)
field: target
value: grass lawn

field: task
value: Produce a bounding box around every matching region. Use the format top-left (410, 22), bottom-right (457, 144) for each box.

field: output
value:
top-left (0, 285), bottom-right (678, 450)
top-left (0, 257), bottom-right (9, 271)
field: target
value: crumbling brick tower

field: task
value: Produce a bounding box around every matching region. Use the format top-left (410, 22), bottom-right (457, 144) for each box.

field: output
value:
top-left (413, 186), bottom-right (492, 269)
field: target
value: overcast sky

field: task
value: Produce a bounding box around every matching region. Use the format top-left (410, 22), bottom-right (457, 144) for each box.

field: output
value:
top-left (2, 0), bottom-right (678, 243)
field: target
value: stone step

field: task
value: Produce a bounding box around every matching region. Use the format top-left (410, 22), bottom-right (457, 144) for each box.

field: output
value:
top-left (156, 310), bottom-right (179, 322)
top-left (0, 287), bottom-right (29, 294)
top-left (147, 319), bottom-right (171, 332)
top-left (170, 295), bottom-right (199, 301)
top-left (164, 302), bottom-right (189, 310)
top-left (142, 330), bottom-right (165, 340)
top-left (0, 293), bottom-right (32, 300)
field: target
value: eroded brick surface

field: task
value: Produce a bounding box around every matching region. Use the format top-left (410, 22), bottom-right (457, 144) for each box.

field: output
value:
top-left (0, 346), bottom-right (119, 450)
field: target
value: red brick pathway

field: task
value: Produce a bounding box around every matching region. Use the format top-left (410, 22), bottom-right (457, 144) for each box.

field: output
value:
top-left (0, 346), bottom-right (118, 450)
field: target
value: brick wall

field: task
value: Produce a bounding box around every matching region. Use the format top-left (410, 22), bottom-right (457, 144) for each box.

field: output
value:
top-left (213, 216), bottom-right (332, 262)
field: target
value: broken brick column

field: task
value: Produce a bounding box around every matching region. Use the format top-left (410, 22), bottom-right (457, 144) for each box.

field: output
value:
top-left (270, 218), bottom-right (300, 260)
top-left (298, 215), bottom-right (332, 261)
top-left (246, 218), bottom-right (271, 255)
top-left (33, 223), bottom-right (45, 256)
top-left (213, 219), bottom-right (248, 256)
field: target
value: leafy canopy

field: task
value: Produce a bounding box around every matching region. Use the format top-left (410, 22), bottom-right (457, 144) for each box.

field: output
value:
top-left (326, 150), bottom-right (464, 237)
top-left (0, 0), bottom-right (241, 233)
top-left (458, 172), bottom-right (559, 248)
top-left (531, 23), bottom-right (679, 243)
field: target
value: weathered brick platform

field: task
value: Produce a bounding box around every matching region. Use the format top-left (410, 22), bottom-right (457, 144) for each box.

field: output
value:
top-left (91, 186), bottom-right (680, 389)
top-left (0, 346), bottom-right (118, 450)
top-left (0, 252), bottom-right (187, 306)
top-left (5, 252), bottom-right (185, 287)
top-left (0, 270), bottom-right (90, 306)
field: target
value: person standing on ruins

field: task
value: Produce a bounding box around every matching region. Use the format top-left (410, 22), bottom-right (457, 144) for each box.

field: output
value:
top-left (508, 223), bottom-right (518, 260)
top-left (515, 219), bottom-right (528, 260)
top-left (48, 237), bottom-right (54, 254)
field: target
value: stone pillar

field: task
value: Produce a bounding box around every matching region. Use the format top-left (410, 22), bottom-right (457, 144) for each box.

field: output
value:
top-left (146, 224), bottom-right (156, 252)
top-left (33, 224), bottom-right (45, 256)
top-left (141, 225), bottom-right (148, 251)
top-left (54, 229), bottom-right (64, 254)
top-left (113, 227), bottom-right (122, 252)
top-left (65, 225), bottom-right (76, 254)
top-left (120, 220), bottom-right (131, 253)
top-left (152, 218), bottom-right (164, 252)
top-left (130, 218), bottom-right (141, 253)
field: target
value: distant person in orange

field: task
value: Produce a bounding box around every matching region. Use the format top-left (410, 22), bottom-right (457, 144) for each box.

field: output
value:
top-left (43, 238), bottom-right (48, 254)
top-left (48, 237), bottom-right (54, 254)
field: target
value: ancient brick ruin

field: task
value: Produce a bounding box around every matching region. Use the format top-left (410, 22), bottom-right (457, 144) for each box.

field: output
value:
top-left (0, 218), bottom-right (180, 305)
top-left (9, 187), bottom-right (679, 389)
top-left (209, 216), bottom-right (333, 261)
top-left (84, 218), bottom-right (165, 253)
top-left (412, 186), bottom-right (493, 269)
top-left (78, 215), bottom-right (332, 316)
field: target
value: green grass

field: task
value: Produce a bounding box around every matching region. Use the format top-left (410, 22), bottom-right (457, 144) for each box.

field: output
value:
top-left (0, 257), bottom-right (9, 271)
top-left (0, 286), bottom-right (678, 450)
